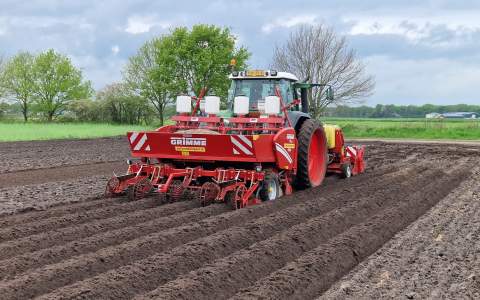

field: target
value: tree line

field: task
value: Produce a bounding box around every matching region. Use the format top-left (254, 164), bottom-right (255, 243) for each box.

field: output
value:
top-left (0, 23), bottom-right (373, 124)
top-left (325, 104), bottom-right (480, 118)
top-left (0, 50), bottom-right (93, 121)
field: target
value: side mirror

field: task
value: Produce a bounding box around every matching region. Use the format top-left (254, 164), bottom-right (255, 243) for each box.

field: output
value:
top-left (326, 87), bottom-right (334, 101)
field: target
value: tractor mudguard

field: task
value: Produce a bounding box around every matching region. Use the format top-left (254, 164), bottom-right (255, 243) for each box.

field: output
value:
top-left (288, 111), bottom-right (311, 132)
top-left (273, 128), bottom-right (297, 170)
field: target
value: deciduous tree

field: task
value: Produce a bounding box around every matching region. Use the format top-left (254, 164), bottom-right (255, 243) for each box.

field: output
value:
top-left (170, 24), bottom-right (250, 98)
top-left (272, 25), bottom-right (375, 119)
top-left (124, 24), bottom-right (250, 125)
top-left (0, 52), bottom-right (35, 121)
top-left (97, 83), bottom-right (154, 124)
top-left (124, 37), bottom-right (184, 126)
top-left (32, 49), bottom-right (93, 121)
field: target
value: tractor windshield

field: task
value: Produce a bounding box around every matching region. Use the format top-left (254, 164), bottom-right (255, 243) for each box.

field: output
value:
top-left (227, 79), bottom-right (294, 112)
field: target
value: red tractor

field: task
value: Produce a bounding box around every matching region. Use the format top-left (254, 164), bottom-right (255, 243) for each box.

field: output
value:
top-left (105, 70), bottom-right (365, 209)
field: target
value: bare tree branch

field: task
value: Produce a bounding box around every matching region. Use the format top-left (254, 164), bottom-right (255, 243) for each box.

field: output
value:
top-left (272, 24), bottom-right (375, 119)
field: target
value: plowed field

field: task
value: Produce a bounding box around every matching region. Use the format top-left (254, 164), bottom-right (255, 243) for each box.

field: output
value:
top-left (0, 138), bottom-right (478, 299)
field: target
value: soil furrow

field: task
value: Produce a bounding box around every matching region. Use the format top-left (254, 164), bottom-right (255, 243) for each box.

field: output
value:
top-left (327, 172), bottom-right (480, 300)
top-left (0, 139), bottom-right (477, 300)
top-left (0, 160), bottom-right (405, 261)
top-left (0, 203), bottom-right (210, 277)
top-left (322, 181), bottom-right (480, 299)
top-left (0, 196), bottom-right (108, 227)
top-left (0, 200), bottom-right (195, 261)
top-left (137, 166), bottom-right (443, 300)
top-left (0, 152), bottom-right (397, 234)
top-left (0, 161), bottom-right (125, 188)
top-left (0, 196), bottom-right (161, 242)
top-left (26, 166), bottom-right (423, 300)
top-left (0, 175), bottom-right (110, 217)
top-left (231, 166), bottom-right (470, 300)
top-left (0, 191), bottom-right (337, 299)
top-left (0, 136), bottom-right (129, 173)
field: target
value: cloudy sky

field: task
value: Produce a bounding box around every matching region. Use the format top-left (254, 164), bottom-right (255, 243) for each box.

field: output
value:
top-left (1, 0), bottom-right (479, 106)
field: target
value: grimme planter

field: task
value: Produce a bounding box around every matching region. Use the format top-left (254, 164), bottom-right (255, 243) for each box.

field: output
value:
top-left (105, 70), bottom-right (365, 209)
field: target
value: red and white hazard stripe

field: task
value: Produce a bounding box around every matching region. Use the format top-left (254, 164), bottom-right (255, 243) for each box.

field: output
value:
top-left (130, 132), bottom-right (151, 152)
top-left (345, 146), bottom-right (357, 157)
top-left (275, 143), bottom-right (293, 164)
top-left (231, 135), bottom-right (253, 156)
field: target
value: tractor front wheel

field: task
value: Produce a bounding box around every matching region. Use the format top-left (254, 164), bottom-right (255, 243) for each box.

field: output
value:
top-left (294, 119), bottom-right (328, 189)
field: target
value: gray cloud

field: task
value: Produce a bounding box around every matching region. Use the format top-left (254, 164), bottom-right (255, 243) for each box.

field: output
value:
top-left (0, 0), bottom-right (479, 105)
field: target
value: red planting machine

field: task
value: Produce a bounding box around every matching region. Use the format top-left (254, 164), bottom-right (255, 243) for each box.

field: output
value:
top-left (105, 70), bottom-right (365, 209)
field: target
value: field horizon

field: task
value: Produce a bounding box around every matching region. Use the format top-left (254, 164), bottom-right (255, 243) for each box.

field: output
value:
top-left (0, 117), bottom-right (479, 142)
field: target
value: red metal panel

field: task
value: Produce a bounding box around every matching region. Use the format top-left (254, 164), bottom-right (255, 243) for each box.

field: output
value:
top-left (228, 116), bottom-right (284, 124)
top-left (126, 131), bottom-right (277, 163)
top-left (273, 128), bottom-right (297, 170)
top-left (334, 128), bottom-right (345, 153)
top-left (171, 115), bottom-right (222, 123)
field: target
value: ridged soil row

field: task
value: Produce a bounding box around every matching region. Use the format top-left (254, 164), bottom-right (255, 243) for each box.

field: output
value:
top-left (232, 165), bottom-right (471, 300)
top-left (0, 162), bottom-right (385, 262)
top-left (133, 166), bottom-right (443, 300)
top-left (385, 183), bottom-right (480, 293)
top-left (0, 148), bottom-right (400, 240)
top-left (0, 195), bottom-right (162, 242)
top-left (0, 203), bottom-right (228, 279)
top-left (0, 158), bottom-right (407, 265)
top-left (0, 170), bottom-right (391, 300)
top-left (0, 195), bottom-right (107, 227)
top-left (355, 146), bottom-right (428, 176)
top-left (0, 161), bottom-right (125, 188)
top-left (0, 201), bottom-right (196, 261)
top-left (30, 165), bottom-right (424, 300)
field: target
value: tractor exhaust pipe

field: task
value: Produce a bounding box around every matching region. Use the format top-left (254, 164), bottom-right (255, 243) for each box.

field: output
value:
top-left (300, 88), bottom-right (309, 113)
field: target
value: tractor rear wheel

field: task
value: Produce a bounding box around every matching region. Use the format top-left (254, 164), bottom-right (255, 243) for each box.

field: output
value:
top-left (294, 119), bottom-right (328, 189)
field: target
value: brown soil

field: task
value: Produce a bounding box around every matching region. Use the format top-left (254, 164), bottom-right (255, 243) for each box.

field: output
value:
top-left (0, 161), bottom-right (125, 188)
top-left (321, 163), bottom-right (480, 299)
top-left (0, 136), bottom-right (129, 173)
top-left (0, 137), bottom-right (478, 299)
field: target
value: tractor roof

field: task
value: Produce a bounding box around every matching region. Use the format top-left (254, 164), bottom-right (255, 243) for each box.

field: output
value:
top-left (229, 70), bottom-right (299, 82)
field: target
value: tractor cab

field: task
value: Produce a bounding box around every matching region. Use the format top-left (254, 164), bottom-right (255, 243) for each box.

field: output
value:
top-left (227, 70), bottom-right (298, 115)
top-left (225, 70), bottom-right (334, 123)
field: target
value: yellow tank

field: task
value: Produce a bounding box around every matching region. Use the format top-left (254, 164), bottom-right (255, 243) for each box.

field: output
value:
top-left (323, 124), bottom-right (340, 149)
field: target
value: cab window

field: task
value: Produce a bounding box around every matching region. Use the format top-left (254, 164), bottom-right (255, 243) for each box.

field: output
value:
top-left (227, 79), bottom-right (295, 111)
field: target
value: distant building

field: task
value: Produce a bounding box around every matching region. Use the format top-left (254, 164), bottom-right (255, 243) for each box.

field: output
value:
top-left (425, 112), bottom-right (443, 119)
top-left (442, 112), bottom-right (478, 119)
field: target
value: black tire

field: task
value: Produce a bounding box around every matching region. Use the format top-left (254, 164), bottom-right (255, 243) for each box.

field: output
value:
top-left (258, 172), bottom-right (282, 201)
top-left (341, 162), bottom-right (352, 178)
top-left (294, 119), bottom-right (328, 190)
